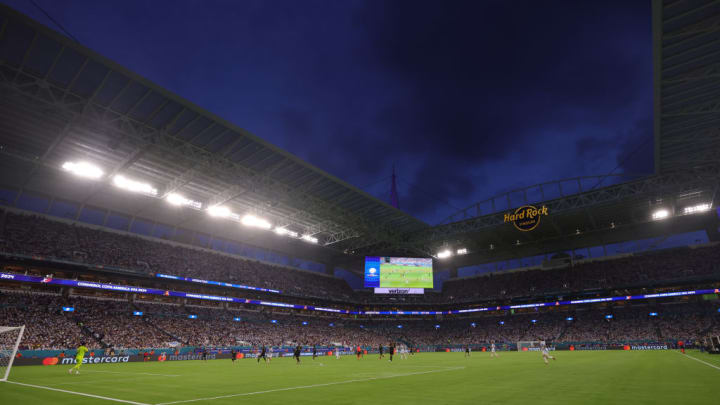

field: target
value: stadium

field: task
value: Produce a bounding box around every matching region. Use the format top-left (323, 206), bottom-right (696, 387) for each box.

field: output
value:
top-left (1, 1), bottom-right (720, 404)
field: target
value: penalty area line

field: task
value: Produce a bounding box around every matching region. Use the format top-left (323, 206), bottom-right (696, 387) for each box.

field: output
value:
top-left (3, 381), bottom-right (150, 405)
top-left (154, 366), bottom-right (466, 405)
top-left (679, 352), bottom-right (720, 371)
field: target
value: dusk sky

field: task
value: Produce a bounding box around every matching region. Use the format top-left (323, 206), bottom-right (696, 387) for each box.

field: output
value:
top-left (3, 0), bottom-right (654, 224)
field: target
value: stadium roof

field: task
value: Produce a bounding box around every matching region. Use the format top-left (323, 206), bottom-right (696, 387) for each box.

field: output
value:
top-left (655, 0), bottom-right (720, 173)
top-left (1, 2), bottom-right (719, 271)
top-left (0, 4), bottom-right (429, 260)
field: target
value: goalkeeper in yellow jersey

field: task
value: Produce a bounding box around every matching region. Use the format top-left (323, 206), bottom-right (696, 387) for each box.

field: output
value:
top-left (68, 342), bottom-right (88, 374)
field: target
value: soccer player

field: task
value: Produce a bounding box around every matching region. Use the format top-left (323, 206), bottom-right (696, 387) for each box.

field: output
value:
top-left (257, 345), bottom-right (268, 364)
top-left (268, 346), bottom-right (273, 362)
top-left (68, 342), bottom-right (88, 374)
top-left (389, 343), bottom-right (395, 362)
top-left (400, 344), bottom-right (408, 360)
top-left (378, 344), bottom-right (384, 359)
top-left (231, 348), bottom-right (237, 364)
top-left (465, 344), bottom-right (471, 358)
top-left (490, 340), bottom-right (498, 358)
top-left (678, 340), bottom-right (685, 354)
top-left (335, 346), bottom-right (341, 359)
top-left (293, 345), bottom-right (302, 364)
top-left (540, 341), bottom-right (555, 364)
top-left (202, 347), bottom-right (208, 361)
top-left (312, 345), bottom-right (317, 360)
top-left (356, 345), bottom-right (362, 360)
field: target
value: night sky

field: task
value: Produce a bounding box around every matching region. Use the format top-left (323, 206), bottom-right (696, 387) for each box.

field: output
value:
top-left (4, 0), bottom-right (654, 224)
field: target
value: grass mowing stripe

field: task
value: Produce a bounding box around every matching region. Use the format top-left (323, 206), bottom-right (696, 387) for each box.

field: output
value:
top-left (84, 370), bottom-right (181, 377)
top-left (681, 353), bottom-right (720, 371)
top-left (3, 381), bottom-right (151, 405)
top-left (154, 366), bottom-right (466, 405)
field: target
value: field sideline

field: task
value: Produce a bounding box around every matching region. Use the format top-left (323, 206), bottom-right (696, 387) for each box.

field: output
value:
top-left (1, 351), bottom-right (719, 404)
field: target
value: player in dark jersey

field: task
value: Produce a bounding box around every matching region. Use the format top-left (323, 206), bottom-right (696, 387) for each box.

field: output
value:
top-left (389, 344), bottom-right (395, 362)
top-left (293, 345), bottom-right (302, 364)
top-left (312, 345), bottom-right (317, 360)
top-left (464, 345), bottom-right (471, 358)
top-left (201, 348), bottom-right (208, 361)
top-left (231, 348), bottom-right (237, 363)
top-left (378, 344), bottom-right (384, 359)
top-left (257, 345), bottom-right (268, 364)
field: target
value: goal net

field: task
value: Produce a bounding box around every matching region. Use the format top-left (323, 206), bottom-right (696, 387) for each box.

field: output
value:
top-left (516, 340), bottom-right (544, 352)
top-left (0, 325), bottom-right (25, 382)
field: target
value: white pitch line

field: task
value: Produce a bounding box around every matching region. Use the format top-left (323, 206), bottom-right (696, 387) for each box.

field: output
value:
top-left (680, 352), bottom-right (720, 371)
top-left (3, 381), bottom-right (151, 405)
top-left (155, 366), bottom-right (465, 405)
top-left (84, 370), bottom-right (181, 377)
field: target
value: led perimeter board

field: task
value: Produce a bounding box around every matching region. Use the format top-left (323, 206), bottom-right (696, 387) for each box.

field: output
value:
top-left (364, 256), bottom-right (433, 289)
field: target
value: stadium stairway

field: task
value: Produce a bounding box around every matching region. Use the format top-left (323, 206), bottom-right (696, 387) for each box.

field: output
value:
top-left (75, 319), bottom-right (110, 349)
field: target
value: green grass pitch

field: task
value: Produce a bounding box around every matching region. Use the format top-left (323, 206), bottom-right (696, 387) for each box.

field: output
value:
top-left (379, 264), bottom-right (433, 288)
top-left (1, 351), bottom-right (719, 404)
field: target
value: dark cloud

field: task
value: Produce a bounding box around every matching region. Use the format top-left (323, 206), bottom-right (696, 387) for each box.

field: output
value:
top-left (4, 0), bottom-right (654, 224)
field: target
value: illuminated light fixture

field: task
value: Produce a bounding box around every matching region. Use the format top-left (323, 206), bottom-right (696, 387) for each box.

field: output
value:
top-left (566, 317), bottom-right (573, 321)
top-left (652, 209), bottom-right (669, 220)
top-left (188, 315), bottom-right (197, 319)
top-left (683, 203), bottom-right (711, 215)
top-left (329, 323), bottom-right (334, 327)
top-left (133, 311), bottom-right (143, 316)
top-left (437, 250), bottom-right (452, 259)
top-left (531, 319), bottom-right (537, 323)
top-left (649, 312), bottom-right (658, 317)
top-left (435, 324), bottom-right (440, 329)
top-left (302, 321), bottom-right (308, 325)
top-left (397, 325), bottom-right (402, 329)
top-left (233, 317), bottom-right (242, 321)
top-left (166, 193), bottom-right (202, 210)
top-left (61, 161), bottom-right (104, 179)
top-left (241, 214), bottom-right (272, 230)
top-left (498, 321), bottom-right (504, 325)
top-left (270, 320), bottom-right (277, 324)
top-left (471, 322), bottom-right (477, 327)
top-left (301, 234), bottom-right (318, 244)
top-left (605, 315), bottom-right (613, 319)
top-left (456, 248), bottom-right (468, 255)
top-left (208, 205), bottom-right (231, 218)
top-left (275, 227), bottom-right (298, 238)
top-left (113, 175), bottom-right (158, 196)
top-left (359, 325), bottom-right (364, 328)
top-left (62, 307), bottom-right (74, 312)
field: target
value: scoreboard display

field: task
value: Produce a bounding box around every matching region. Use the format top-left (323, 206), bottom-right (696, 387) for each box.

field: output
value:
top-left (364, 256), bottom-right (433, 289)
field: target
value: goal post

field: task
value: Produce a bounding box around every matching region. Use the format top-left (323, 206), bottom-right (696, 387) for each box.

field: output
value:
top-left (516, 340), bottom-right (544, 352)
top-left (0, 325), bottom-right (25, 382)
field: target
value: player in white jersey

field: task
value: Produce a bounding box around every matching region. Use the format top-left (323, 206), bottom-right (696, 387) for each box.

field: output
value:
top-left (400, 344), bottom-right (408, 360)
top-left (335, 346), bottom-right (341, 359)
top-left (540, 341), bottom-right (555, 364)
top-left (490, 340), bottom-right (498, 358)
top-left (267, 346), bottom-right (273, 362)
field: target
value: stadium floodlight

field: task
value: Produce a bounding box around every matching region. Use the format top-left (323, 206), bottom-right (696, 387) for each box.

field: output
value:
top-left (61, 307), bottom-right (74, 312)
top-left (499, 321), bottom-right (504, 325)
top-left (302, 321), bottom-right (308, 325)
top-left (397, 325), bottom-right (403, 329)
top-left (456, 248), bottom-right (468, 255)
top-left (208, 205), bottom-right (232, 218)
top-left (329, 323), bottom-right (334, 327)
top-left (435, 324), bottom-right (440, 329)
top-left (61, 161), bottom-right (104, 179)
top-left (649, 312), bottom-right (658, 316)
top-left (113, 175), bottom-right (158, 196)
top-left (274, 227), bottom-right (299, 237)
top-left (234, 317), bottom-right (242, 321)
top-left (271, 320), bottom-right (278, 324)
top-left (301, 234), bottom-right (318, 244)
top-left (166, 193), bottom-right (202, 210)
top-left (241, 214), bottom-right (272, 230)
top-left (188, 315), bottom-right (197, 319)
top-left (605, 315), bottom-right (613, 319)
top-left (566, 317), bottom-right (573, 321)
top-left (359, 325), bottom-right (364, 328)
top-left (683, 203), bottom-right (711, 215)
top-left (531, 319), bottom-right (537, 323)
top-left (437, 249), bottom-right (452, 259)
top-left (471, 322), bottom-right (477, 327)
top-left (133, 311), bottom-right (143, 316)
top-left (652, 209), bottom-right (670, 220)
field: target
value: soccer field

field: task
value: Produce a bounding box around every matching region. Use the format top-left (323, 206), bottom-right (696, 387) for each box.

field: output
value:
top-left (1, 351), bottom-right (719, 404)
top-left (379, 264), bottom-right (433, 288)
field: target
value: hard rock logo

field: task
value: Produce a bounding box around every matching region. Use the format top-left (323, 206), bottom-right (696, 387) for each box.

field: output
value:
top-left (504, 205), bottom-right (549, 231)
